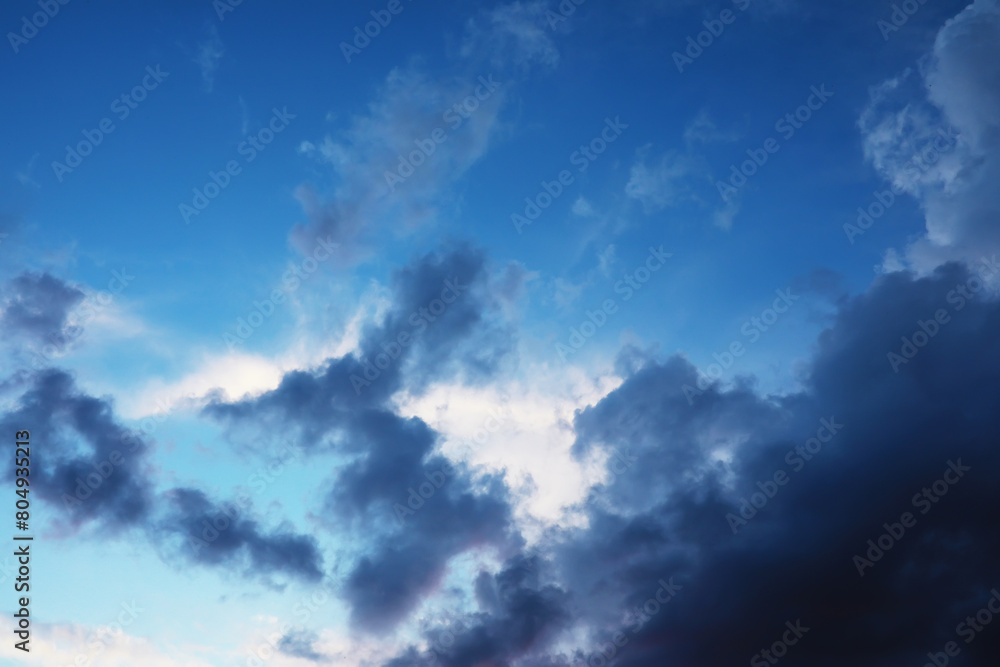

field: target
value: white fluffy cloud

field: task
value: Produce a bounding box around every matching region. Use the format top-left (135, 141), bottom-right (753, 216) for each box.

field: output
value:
top-left (860, 0), bottom-right (1000, 273)
top-left (397, 366), bottom-right (622, 544)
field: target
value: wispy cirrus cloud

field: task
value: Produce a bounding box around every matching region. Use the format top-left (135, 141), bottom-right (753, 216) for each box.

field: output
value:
top-left (194, 25), bottom-right (225, 92)
top-left (460, 0), bottom-right (560, 70)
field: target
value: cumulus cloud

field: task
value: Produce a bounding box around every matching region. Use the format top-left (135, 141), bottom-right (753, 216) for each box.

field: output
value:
top-left (385, 555), bottom-right (570, 666)
top-left (7, 245), bottom-right (1000, 665)
top-left (383, 262), bottom-right (1000, 665)
top-left (859, 0), bottom-right (1000, 273)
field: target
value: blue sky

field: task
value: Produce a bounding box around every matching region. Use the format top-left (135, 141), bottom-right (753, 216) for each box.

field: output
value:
top-left (2, 0), bottom-right (1000, 665)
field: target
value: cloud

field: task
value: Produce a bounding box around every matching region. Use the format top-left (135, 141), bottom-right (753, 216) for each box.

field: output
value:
top-left (0, 272), bottom-right (85, 354)
top-left (122, 351), bottom-right (286, 419)
top-left (0, 618), bottom-right (216, 667)
top-left (858, 69), bottom-right (957, 197)
top-left (205, 244), bottom-right (515, 429)
top-left (278, 629), bottom-right (327, 662)
top-left (386, 555), bottom-right (570, 666)
top-left (461, 1), bottom-right (560, 70)
top-left (571, 196), bottom-right (597, 218)
top-left (597, 244), bottom-right (617, 278)
top-left (339, 465), bottom-right (518, 633)
top-left (683, 109), bottom-right (739, 145)
top-left (291, 67), bottom-right (507, 259)
top-left (395, 368), bottom-right (621, 540)
top-left (383, 259), bottom-right (1000, 665)
top-left (622, 112), bottom-right (750, 228)
top-left (15, 152), bottom-right (41, 188)
top-left (156, 487), bottom-right (324, 583)
top-left (194, 25), bottom-right (225, 92)
top-left (625, 145), bottom-right (704, 213)
top-left (289, 1), bottom-right (571, 261)
top-left (0, 367), bottom-right (324, 583)
top-left (0, 368), bottom-right (154, 530)
top-left (713, 198), bottom-right (740, 230)
top-left (204, 245), bottom-right (522, 631)
top-left (558, 264), bottom-right (1000, 665)
top-left (859, 0), bottom-right (1000, 274)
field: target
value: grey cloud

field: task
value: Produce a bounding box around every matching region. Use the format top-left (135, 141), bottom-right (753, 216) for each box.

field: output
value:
top-left (1, 272), bottom-right (85, 353)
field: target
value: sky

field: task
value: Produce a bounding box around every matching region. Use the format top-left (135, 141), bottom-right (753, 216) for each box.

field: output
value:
top-left (1, 0), bottom-right (999, 665)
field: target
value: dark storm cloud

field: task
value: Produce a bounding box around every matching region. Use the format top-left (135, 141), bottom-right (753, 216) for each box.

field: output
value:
top-left (385, 554), bottom-right (571, 667)
top-left (158, 488), bottom-right (324, 583)
top-left (438, 555), bottom-right (570, 666)
top-left (1, 271), bottom-right (85, 352)
top-left (325, 407), bottom-right (518, 632)
top-left (0, 368), bottom-right (324, 583)
top-left (383, 262), bottom-right (1000, 666)
top-left (204, 245), bottom-right (521, 631)
top-left (559, 262), bottom-right (1000, 666)
top-left (339, 465), bottom-right (518, 633)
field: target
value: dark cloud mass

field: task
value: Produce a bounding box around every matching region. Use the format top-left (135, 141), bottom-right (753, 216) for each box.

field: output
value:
top-left (382, 262), bottom-right (1000, 665)
top-left (4, 253), bottom-right (999, 664)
